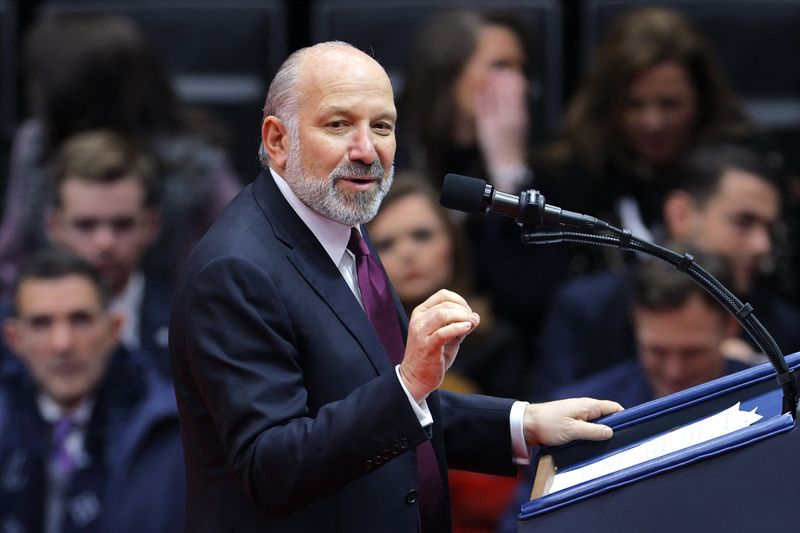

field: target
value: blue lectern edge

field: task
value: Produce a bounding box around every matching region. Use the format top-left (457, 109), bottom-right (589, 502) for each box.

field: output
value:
top-left (518, 412), bottom-right (793, 520)
top-left (518, 352), bottom-right (800, 520)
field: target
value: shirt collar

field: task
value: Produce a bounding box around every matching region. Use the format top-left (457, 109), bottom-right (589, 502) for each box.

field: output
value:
top-left (37, 393), bottom-right (95, 426)
top-left (269, 167), bottom-right (356, 265)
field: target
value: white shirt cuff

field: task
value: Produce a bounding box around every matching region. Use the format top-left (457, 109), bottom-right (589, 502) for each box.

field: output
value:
top-left (510, 401), bottom-right (532, 465)
top-left (395, 365), bottom-right (433, 427)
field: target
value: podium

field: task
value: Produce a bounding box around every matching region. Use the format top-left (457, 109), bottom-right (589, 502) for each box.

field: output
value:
top-left (518, 352), bottom-right (800, 532)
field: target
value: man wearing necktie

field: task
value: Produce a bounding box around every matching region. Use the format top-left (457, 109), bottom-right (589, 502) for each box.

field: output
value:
top-left (0, 249), bottom-right (184, 532)
top-left (170, 41), bottom-right (622, 532)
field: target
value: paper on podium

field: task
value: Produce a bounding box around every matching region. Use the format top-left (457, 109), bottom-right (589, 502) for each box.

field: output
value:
top-left (550, 402), bottom-right (762, 493)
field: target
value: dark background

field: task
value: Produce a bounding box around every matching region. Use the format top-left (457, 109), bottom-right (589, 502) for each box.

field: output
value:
top-left (1, 0), bottom-right (798, 186)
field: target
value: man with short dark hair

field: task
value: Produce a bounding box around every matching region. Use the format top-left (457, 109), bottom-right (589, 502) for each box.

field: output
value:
top-left (552, 254), bottom-right (749, 406)
top-left (46, 130), bottom-right (172, 377)
top-left (0, 249), bottom-right (183, 533)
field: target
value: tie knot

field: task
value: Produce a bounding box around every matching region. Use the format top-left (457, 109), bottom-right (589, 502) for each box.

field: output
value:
top-left (347, 227), bottom-right (371, 258)
top-left (52, 416), bottom-right (75, 443)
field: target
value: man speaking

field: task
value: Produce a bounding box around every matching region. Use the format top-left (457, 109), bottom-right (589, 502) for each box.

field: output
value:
top-left (170, 41), bottom-right (621, 532)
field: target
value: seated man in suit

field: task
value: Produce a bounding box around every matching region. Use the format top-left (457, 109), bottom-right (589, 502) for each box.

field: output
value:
top-left (552, 252), bottom-right (750, 407)
top-left (532, 144), bottom-right (800, 399)
top-left (45, 130), bottom-right (172, 377)
top-left (0, 249), bottom-right (183, 532)
top-left (169, 41), bottom-right (622, 532)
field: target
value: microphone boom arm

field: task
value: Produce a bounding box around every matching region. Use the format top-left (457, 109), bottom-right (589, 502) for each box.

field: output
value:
top-left (522, 226), bottom-right (799, 417)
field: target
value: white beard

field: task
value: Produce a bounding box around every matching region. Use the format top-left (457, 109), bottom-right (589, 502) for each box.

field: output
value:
top-left (283, 135), bottom-right (394, 226)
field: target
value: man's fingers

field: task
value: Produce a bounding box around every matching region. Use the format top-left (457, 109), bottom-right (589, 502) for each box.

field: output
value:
top-left (413, 289), bottom-right (471, 315)
top-left (569, 398), bottom-right (624, 422)
top-left (427, 320), bottom-right (476, 345)
top-left (569, 420), bottom-right (614, 442)
top-left (595, 400), bottom-right (624, 418)
top-left (411, 301), bottom-right (478, 333)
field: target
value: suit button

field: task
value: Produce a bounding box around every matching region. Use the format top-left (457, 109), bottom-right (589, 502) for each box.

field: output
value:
top-left (373, 455), bottom-right (383, 465)
top-left (405, 489), bottom-right (418, 504)
top-left (364, 459), bottom-right (374, 470)
top-left (399, 437), bottom-right (409, 450)
top-left (382, 449), bottom-right (392, 461)
top-left (391, 443), bottom-right (401, 455)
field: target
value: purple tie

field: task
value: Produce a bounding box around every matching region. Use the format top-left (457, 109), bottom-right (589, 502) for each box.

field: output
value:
top-left (348, 228), bottom-right (443, 531)
top-left (51, 416), bottom-right (76, 481)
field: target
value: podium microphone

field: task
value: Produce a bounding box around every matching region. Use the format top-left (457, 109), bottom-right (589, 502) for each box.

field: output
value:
top-left (439, 173), bottom-right (607, 230)
top-left (440, 172), bottom-right (798, 415)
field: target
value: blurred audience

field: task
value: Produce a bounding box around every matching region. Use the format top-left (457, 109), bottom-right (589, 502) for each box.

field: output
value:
top-left (536, 7), bottom-right (755, 273)
top-left (0, 249), bottom-right (183, 533)
top-left (0, 13), bottom-right (240, 294)
top-left (400, 10), bottom-right (532, 191)
top-left (45, 130), bottom-right (172, 378)
top-left (400, 9), bottom-right (568, 356)
top-left (533, 144), bottom-right (800, 399)
top-left (552, 252), bottom-right (749, 406)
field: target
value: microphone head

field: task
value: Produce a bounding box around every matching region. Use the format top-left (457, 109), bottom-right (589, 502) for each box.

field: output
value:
top-left (440, 173), bottom-right (488, 214)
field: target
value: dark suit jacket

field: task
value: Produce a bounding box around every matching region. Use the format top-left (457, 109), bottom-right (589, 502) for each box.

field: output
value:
top-left (169, 170), bottom-right (517, 532)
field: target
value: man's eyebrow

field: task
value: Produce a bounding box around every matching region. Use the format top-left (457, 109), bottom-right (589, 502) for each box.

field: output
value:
top-left (318, 106), bottom-right (397, 121)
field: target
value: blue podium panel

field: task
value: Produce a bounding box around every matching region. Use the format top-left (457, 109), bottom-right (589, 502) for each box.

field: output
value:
top-left (519, 353), bottom-right (800, 532)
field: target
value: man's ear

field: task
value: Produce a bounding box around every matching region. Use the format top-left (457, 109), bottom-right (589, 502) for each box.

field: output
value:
top-left (262, 116), bottom-right (290, 172)
top-left (723, 314), bottom-right (741, 339)
top-left (109, 311), bottom-right (124, 344)
top-left (143, 208), bottom-right (160, 246)
top-left (3, 318), bottom-right (21, 358)
top-left (663, 190), bottom-right (697, 241)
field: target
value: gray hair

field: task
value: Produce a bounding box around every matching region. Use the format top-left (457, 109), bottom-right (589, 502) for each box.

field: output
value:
top-left (258, 41), bottom-right (361, 167)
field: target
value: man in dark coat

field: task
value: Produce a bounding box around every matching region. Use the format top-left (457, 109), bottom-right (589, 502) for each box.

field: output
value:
top-left (0, 249), bottom-right (184, 532)
top-left (169, 41), bottom-right (621, 532)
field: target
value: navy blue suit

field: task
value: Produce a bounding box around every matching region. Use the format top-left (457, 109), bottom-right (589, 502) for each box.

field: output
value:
top-left (0, 348), bottom-right (184, 533)
top-left (169, 171), bottom-right (517, 532)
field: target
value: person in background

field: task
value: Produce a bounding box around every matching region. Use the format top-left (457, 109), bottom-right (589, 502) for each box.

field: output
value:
top-left (0, 249), bottom-right (184, 533)
top-left (45, 130), bottom-right (172, 378)
top-left (552, 252), bottom-right (749, 406)
top-left (400, 9), bottom-right (567, 360)
top-left (400, 10), bottom-right (532, 192)
top-left (498, 251), bottom-right (750, 533)
top-left (533, 144), bottom-right (800, 399)
top-left (0, 13), bottom-right (240, 293)
top-left (536, 6), bottom-right (754, 274)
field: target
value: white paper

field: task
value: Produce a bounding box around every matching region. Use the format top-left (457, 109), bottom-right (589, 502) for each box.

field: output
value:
top-left (550, 402), bottom-right (762, 493)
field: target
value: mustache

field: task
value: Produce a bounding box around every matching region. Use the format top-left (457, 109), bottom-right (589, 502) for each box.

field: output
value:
top-left (329, 160), bottom-right (385, 181)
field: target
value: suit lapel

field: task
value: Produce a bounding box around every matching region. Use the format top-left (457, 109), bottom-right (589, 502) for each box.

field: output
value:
top-left (251, 171), bottom-right (394, 374)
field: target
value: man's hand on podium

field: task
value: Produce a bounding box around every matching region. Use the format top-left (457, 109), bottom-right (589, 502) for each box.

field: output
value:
top-left (524, 398), bottom-right (623, 447)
